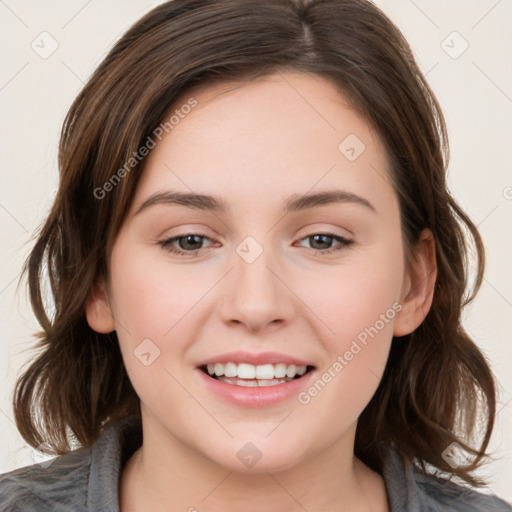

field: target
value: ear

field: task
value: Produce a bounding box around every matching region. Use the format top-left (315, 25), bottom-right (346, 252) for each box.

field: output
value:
top-left (85, 277), bottom-right (116, 333)
top-left (393, 228), bottom-right (437, 337)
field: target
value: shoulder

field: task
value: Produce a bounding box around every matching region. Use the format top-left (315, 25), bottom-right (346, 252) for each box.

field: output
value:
top-left (0, 417), bottom-right (141, 512)
top-left (413, 469), bottom-right (511, 512)
top-left (382, 446), bottom-right (512, 512)
top-left (0, 446), bottom-right (93, 512)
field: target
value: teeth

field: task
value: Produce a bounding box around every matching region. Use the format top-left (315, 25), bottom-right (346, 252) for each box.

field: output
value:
top-left (255, 364), bottom-right (274, 380)
top-left (218, 377), bottom-right (291, 387)
top-left (237, 363), bottom-right (255, 379)
top-left (286, 365), bottom-right (297, 378)
top-left (204, 362), bottom-right (309, 380)
top-left (274, 363), bottom-right (287, 378)
top-left (224, 362), bottom-right (237, 377)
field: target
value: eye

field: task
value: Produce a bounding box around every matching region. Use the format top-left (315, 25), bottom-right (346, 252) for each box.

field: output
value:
top-left (296, 233), bottom-right (353, 254)
top-left (157, 231), bottom-right (354, 257)
top-left (158, 233), bottom-right (215, 256)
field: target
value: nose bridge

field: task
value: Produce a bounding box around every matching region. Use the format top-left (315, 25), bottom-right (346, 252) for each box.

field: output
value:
top-left (218, 235), bottom-right (294, 331)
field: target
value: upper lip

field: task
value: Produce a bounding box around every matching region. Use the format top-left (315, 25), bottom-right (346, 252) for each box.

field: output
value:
top-left (196, 351), bottom-right (314, 368)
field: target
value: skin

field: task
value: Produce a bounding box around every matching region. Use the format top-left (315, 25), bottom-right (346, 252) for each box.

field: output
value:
top-left (86, 71), bottom-right (437, 512)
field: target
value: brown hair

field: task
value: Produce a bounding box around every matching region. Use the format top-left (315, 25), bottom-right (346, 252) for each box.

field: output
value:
top-left (14, 0), bottom-right (496, 486)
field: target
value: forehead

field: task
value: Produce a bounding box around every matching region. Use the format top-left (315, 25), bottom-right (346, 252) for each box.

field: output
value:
top-left (132, 71), bottom-right (395, 214)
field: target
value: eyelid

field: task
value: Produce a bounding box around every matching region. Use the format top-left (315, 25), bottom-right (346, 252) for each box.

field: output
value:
top-left (157, 229), bottom-right (354, 257)
top-left (157, 232), bottom-right (216, 255)
top-left (294, 232), bottom-right (354, 254)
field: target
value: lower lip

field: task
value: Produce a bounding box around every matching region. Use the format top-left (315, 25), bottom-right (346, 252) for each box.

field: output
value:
top-left (197, 368), bottom-right (316, 407)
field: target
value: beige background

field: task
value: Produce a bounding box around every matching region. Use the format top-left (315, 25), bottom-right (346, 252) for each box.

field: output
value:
top-left (1, 0), bottom-right (511, 503)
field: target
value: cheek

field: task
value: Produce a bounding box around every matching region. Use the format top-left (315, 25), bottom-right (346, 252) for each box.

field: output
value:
top-left (305, 251), bottom-right (403, 350)
top-left (294, 302), bottom-right (396, 440)
top-left (293, 249), bottom-right (403, 416)
top-left (107, 245), bottom-right (205, 393)
top-left (109, 246), bottom-right (203, 341)
top-left (107, 255), bottom-right (198, 417)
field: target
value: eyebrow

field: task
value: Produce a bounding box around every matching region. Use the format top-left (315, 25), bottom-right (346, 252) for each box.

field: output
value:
top-left (134, 189), bottom-right (376, 216)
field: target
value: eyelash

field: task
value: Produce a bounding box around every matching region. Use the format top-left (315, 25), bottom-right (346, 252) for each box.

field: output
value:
top-left (157, 232), bottom-right (354, 256)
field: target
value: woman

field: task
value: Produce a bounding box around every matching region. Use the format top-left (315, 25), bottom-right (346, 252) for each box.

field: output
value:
top-left (1, 0), bottom-right (510, 510)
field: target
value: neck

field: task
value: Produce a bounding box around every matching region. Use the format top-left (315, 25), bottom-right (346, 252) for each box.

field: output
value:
top-left (119, 415), bottom-right (389, 512)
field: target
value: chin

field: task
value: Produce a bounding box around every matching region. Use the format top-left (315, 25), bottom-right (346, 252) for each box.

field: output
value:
top-left (202, 437), bottom-right (309, 474)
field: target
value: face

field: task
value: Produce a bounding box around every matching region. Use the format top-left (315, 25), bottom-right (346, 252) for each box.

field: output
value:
top-left (87, 71), bottom-right (433, 473)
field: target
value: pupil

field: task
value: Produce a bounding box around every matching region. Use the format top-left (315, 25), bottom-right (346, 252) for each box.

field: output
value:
top-left (181, 235), bottom-right (202, 250)
top-left (311, 234), bottom-right (331, 249)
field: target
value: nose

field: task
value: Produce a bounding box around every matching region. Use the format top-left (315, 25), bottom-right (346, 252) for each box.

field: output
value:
top-left (218, 239), bottom-right (296, 334)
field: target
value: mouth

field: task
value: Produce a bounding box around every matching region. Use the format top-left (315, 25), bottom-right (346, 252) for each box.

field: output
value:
top-left (199, 362), bottom-right (316, 387)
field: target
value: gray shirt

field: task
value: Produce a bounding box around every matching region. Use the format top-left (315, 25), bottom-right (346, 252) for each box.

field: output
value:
top-left (1, 417), bottom-right (510, 511)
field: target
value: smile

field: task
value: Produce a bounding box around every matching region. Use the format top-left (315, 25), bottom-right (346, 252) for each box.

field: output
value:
top-left (200, 362), bottom-right (315, 387)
